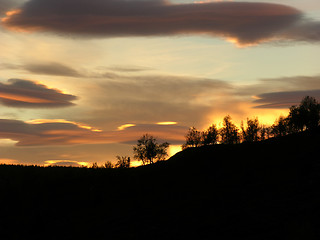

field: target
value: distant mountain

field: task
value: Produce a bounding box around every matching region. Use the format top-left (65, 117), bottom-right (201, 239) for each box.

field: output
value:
top-left (1, 128), bottom-right (320, 239)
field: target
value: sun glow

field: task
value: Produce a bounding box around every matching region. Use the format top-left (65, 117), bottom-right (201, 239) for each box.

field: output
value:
top-left (169, 145), bottom-right (182, 157)
top-left (130, 160), bottom-right (143, 167)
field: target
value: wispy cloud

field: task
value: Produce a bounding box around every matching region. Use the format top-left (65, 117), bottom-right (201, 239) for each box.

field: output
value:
top-left (0, 79), bottom-right (78, 107)
top-left (0, 62), bottom-right (82, 77)
top-left (82, 73), bottom-right (233, 128)
top-left (0, 119), bottom-right (187, 146)
top-left (2, 0), bottom-right (319, 46)
top-left (252, 90), bottom-right (320, 109)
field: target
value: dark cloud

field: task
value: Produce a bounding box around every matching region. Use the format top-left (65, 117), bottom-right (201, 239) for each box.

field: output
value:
top-left (253, 90), bottom-right (320, 109)
top-left (24, 62), bottom-right (82, 77)
top-left (0, 0), bottom-right (24, 15)
top-left (0, 79), bottom-right (77, 107)
top-left (3, 0), bottom-right (317, 45)
top-left (0, 62), bottom-right (82, 77)
top-left (0, 119), bottom-right (187, 146)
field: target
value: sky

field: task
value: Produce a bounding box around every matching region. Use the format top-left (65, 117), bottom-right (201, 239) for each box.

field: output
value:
top-left (0, 0), bottom-right (320, 167)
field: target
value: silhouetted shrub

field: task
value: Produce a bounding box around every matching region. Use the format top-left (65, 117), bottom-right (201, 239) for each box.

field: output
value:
top-left (104, 161), bottom-right (114, 168)
top-left (115, 156), bottom-right (130, 168)
top-left (133, 134), bottom-right (170, 165)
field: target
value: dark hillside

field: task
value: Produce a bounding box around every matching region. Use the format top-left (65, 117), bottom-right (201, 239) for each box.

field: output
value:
top-left (1, 128), bottom-right (320, 239)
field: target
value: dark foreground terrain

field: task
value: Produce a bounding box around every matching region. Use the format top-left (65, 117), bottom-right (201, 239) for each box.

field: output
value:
top-left (1, 129), bottom-right (320, 239)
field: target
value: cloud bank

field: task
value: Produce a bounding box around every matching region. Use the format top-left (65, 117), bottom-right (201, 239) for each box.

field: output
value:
top-left (2, 0), bottom-right (320, 45)
top-left (0, 79), bottom-right (77, 107)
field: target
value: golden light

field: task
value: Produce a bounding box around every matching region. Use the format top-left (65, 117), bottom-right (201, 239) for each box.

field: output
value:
top-left (226, 37), bottom-right (259, 48)
top-left (169, 145), bottom-right (182, 157)
top-left (27, 119), bottom-right (102, 132)
top-left (206, 103), bottom-right (290, 130)
top-left (44, 160), bottom-right (89, 167)
top-left (117, 124), bottom-right (136, 131)
top-left (0, 92), bottom-right (56, 103)
top-left (0, 139), bottom-right (19, 146)
top-left (34, 80), bottom-right (71, 95)
top-left (251, 95), bottom-right (262, 100)
top-left (130, 160), bottom-right (143, 167)
top-left (0, 158), bottom-right (18, 165)
top-left (157, 122), bottom-right (177, 125)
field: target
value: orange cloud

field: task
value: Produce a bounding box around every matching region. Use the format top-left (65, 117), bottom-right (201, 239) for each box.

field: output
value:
top-left (1, 9), bottom-right (21, 23)
top-left (0, 79), bottom-right (77, 108)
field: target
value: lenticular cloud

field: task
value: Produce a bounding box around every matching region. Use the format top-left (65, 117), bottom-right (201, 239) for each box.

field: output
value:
top-left (3, 0), bottom-right (319, 46)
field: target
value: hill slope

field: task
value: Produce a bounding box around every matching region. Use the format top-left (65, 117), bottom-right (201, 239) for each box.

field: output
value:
top-left (1, 128), bottom-right (320, 239)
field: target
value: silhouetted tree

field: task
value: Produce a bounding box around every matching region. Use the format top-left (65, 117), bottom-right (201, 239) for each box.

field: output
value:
top-left (241, 117), bottom-right (261, 142)
top-left (260, 125), bottom-right (272, 140)
top-left (202, 124), bottom-right (219, 145)
top-left (104, 161), bottom-right (114, 168)
top-left (271, 116), bottom-right (289, 137)
top-left (182, 127), bottom-right (202, 149)
top-left (115, 156), bottom-right (130, 168)
top-left (220, 115), bottom-right (240, 144)
top-left (133, 134), bottom-right (170, 165)
top-left (91, 162), bottom-right (99, 168)
top-left (288, 96), bottom-right (320, 132)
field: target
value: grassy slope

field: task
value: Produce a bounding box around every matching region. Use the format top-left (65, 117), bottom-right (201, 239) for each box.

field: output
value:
top-left (1, 128), bottom-right (320, 239)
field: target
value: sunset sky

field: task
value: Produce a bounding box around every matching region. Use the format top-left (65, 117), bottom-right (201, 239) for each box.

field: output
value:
top-left (0, 0), bottom-right (320, 166)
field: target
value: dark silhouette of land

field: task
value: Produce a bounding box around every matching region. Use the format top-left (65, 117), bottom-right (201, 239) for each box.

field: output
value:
top-left (1, 128), bottom-right (320, 239)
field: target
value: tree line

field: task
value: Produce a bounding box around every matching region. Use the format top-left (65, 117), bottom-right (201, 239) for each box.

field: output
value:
top-left (183, 96), bottom-right (320, 148)
top-left (90, 96), bottom-right (320, 168)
